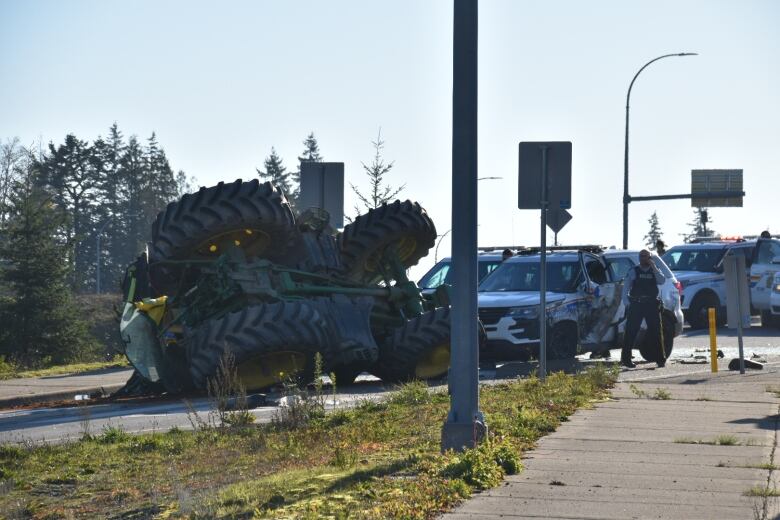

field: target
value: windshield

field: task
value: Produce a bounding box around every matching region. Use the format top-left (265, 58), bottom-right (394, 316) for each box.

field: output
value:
top-left (418, 259), bottom-right (502, 289)
top-left (662, 248), bottom-right (725, 273)
top-left (478, 260), bottom-right (581, 293)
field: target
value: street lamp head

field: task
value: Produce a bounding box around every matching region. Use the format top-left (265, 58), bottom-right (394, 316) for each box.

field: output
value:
top-left (678, 52), bottom-right (698, 56)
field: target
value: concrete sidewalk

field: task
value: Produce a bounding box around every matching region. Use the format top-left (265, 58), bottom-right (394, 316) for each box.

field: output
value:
top-left (0, 368), bottom-right (133, 408)
top-left (444, 367), bottom-right (780, 520)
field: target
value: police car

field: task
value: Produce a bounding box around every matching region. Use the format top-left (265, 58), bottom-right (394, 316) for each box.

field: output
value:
top-left (661, 237), bottom-right (780, 328)
top-left (477, 247), bottom-right (672, 361)
top-left (417, 251), bottom-right (507, 295)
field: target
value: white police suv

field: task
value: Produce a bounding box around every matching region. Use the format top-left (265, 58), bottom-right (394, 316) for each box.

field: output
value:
top-left (477, 248), bottom-right (626, 361)
top-left (662, 238), bottom-right (780, 328)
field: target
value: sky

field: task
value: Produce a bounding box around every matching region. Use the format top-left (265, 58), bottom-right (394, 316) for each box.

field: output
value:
top-left (1, 0), bottom-right (778, 279)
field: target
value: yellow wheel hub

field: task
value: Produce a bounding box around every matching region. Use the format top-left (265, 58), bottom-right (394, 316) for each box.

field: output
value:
top-left (197, 228), bottom-right (271, 258)
top-left (236, 351), bottom-right (307, 390)
top-left (414, 343), bottom-right (450, 379)
top-left (364, 236), bottom-right (418, 273)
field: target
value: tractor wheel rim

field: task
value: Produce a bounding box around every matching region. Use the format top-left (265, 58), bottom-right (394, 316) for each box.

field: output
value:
top-left (236, 351), bottom-right (307, 390)
top-left (197, 228), bottom-right (271, 258)
top-left (364, 236), bottom-right (418, 274)
top-left (414, 343), bottom-right (450, 379)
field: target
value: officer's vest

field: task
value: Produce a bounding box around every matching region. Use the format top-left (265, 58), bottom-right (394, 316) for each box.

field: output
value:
top-left (629, 265), bottom-right (659, 299)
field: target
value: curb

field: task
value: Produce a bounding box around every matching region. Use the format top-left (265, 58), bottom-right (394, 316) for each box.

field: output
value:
top-left (0, 384), bottom-right (126, 410)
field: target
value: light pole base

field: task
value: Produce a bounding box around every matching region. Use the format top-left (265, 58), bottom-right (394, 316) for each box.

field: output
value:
top-left (441, 417), bottom-right (488, 452)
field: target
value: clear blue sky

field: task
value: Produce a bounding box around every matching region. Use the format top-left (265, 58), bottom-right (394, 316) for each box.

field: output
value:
top-left (2, 0), bottom-right (778, 278)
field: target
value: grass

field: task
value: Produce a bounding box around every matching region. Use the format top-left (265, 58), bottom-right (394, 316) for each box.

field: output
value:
top-left (744, 485), bottom-right (780, 497)
top-left (0, 365), bottom-right (617, 519)
top-left (674, 434), bottom-right (743, 446)
top-left (0, 357), bottom-right (129, 381)
top-left (629, 384), bottom-right (671, 400)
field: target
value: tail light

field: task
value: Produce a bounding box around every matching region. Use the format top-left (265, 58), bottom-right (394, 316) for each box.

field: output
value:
top-left (674, 281), bottom-right (683, 296)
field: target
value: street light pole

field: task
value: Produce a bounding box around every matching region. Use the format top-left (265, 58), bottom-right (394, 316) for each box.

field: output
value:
top-left (622, 52), bottom-right (697, 249)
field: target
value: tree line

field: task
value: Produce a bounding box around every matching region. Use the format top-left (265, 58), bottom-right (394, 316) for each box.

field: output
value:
top-left (0, 124), bottom-right (189, 367)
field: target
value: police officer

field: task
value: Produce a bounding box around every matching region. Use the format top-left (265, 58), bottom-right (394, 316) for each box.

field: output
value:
top-left (621, 249), bottom-right (666, 368)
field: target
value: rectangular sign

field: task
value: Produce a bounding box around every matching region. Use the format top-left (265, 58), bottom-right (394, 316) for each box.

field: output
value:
top-left (299, 162), bottom-right (345, 228)
top-left (518, 142), bottom-right (572, 210)
top-left (691, 169), bottom-right (743, 207)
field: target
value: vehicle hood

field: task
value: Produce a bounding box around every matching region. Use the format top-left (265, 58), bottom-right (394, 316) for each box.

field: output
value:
top-left (478, 292), bottom-right (568, 308)
top-left (673, 271), bottom-right (722, 284)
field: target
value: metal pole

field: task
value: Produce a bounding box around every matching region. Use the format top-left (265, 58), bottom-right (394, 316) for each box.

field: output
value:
top-left (442, 0), bottom-right (482, 452)
top-left (622, 52), bottom-right (698, 249)
top-left (708, 307), bottom-right (718, 373)
top-left (539, 146), bottom-right (549, 381)
top-left (735, 262), bottom-right (746, 374)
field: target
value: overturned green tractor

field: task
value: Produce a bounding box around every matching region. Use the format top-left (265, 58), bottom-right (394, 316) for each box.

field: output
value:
top-left (117, 179), bottom-right (452, 393)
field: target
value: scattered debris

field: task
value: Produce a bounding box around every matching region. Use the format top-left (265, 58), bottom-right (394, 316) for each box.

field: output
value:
top-left (728, 358), bottom-right (764, 371)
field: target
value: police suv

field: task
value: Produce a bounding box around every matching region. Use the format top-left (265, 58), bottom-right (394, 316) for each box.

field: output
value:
top-left (477, 247), bottom-right (680, 361)
top-left (661, 237), bottom-right (780, 328)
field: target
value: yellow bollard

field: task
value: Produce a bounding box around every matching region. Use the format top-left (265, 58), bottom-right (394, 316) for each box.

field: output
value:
top-left (708, 307), bottom-right (718, 372)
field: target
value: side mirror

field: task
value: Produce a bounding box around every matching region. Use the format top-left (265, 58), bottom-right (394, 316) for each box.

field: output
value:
top-left (772, 255), bottom-right (780, 265)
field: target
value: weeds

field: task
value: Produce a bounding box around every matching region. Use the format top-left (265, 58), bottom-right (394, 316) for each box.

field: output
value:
top-left (744, 485), bottom-right (780, 497)
top-left (674, 435), bottom-right (741, 446)
top-left (206, 345), bottom-right (255, 428)
top-left (0, 366), bottom-right (614, 519)
top-left (629, 384), bottom-right (671, 400)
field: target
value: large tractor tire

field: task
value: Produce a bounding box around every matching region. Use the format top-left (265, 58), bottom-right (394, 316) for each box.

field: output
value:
top-left (339, 200), bottom-right (436, 284)
top-left (148, 179), bottom-right (295, 296)
top-left (376, 307), bottom-right (451, 383)
top-left (185, 301), bottom-right (333, 391)
top-left (639, 308), bottom-right (676, 363)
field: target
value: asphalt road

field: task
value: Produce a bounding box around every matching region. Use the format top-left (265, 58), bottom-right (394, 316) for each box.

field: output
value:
top-left (2, 324), bottom-right (778, 445)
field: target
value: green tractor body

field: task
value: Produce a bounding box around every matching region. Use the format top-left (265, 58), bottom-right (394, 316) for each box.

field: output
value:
top-left (116, 179), bottom-right (452, 393)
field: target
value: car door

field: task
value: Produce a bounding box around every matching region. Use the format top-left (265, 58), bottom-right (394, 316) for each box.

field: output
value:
top-left (751, 240), bottom-right (780, 311)
top-left (577, 252), bottom-right (623, 346)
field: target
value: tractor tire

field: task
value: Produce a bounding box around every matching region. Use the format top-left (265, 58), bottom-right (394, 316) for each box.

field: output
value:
top-left (686, 292), bottom-right (719, 330)
top-left (376, 307), bottom-right (451, 383)
top-left (548, 322), bottom-right (578, 360)
top-left (338, 200), bottom-right (436, 284)
top-left (148, 179), bottom-right (295, 296)
top-left (639, 309), bottom-right (676, 363)
top-left (185, 301), bottom-right (333, 391)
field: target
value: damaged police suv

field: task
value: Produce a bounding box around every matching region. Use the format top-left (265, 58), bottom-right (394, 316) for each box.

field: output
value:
top-left (478, 247), bottom-right (680, 361)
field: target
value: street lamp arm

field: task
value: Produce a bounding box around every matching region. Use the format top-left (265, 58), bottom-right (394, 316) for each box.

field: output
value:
top-left (622, 51), bottom-right (698, 249)
top-left (626, 53), bottom-right (698, 107)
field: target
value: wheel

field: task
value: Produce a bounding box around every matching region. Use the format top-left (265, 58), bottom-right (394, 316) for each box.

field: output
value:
top-left (148, 179), bottom-right (295, 296)
top-left (548, 322), bottom-right (578, 360)
top-left (686, 292), bottom-right (719, 329)
top-left (639, 309), bottom-right (676, 363)
top-left (376, 307), bottom-right (451, 383)
top-left (185, 301), bottom-right (333, 391)
top-left (338, 200), bottom-right (436, 284)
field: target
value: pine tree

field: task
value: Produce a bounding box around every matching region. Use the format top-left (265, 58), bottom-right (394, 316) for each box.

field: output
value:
top-left (0, 170), bottom-right (94, 366)
top-left (684, 208), bottom-right (716, 243)
top-left (292, 132), bottom-right (323, 203)
top-left (351, 129), bottom-right (404, 216)
top-left (644, 211), bottom-right (663, 250)
top-left (257, 147), bottom-right (292, 197)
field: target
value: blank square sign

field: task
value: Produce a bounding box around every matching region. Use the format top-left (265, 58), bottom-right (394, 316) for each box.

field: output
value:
top-left (518, 142), bottom-right (572, 210)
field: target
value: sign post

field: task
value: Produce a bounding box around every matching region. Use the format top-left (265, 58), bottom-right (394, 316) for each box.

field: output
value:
top-left (518, 142), bottom-right (572, 381)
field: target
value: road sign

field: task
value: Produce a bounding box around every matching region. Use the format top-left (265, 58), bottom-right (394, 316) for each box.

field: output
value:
top-left (299, 162), bottom-right (345, 228)
top-left (518, 142), bottom-right (572, 210)
top-left (547, 208), bottom-right (572, 234)
top-left (691, 169), bottom-right (743, 207)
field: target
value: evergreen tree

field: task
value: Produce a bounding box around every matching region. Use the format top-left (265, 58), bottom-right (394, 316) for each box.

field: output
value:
top-left (351, 129), bottom-right (404, 216)
top-left (257, 147), bottom-right (292, 198)
top-left (38, 134), bottom-right (105, 292)
top-left (684, 208), bottom-right (716, 243)
top-left (0, 137), bottom-right (25, 226)
top-left (292, 132), bottom-right (323, 203)
top-left (0, 170), bottom-right (94, 366)
top-left (176, 170), bottom-right (197, 196)
top-left (644, 211), bottom-right (663, 250)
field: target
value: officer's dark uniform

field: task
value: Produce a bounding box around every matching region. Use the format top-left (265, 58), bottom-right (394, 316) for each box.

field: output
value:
top-left (622, 265), bottom-right (663, 366)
